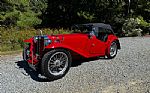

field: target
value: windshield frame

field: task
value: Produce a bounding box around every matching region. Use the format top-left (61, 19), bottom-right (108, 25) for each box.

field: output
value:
top-left (71, 24), bottom-right (93, 34)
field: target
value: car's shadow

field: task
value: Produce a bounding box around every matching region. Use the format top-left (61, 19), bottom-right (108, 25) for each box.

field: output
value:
top-left (71, 56), bottom-right (110, 67)
top-left (15, 56), bottom-right (108, 82)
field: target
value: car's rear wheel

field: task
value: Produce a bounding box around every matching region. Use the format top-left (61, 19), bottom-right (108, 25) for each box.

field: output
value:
top-left (41, 49), bottom-right (72, 80)
top-left (107, 41), bottom-right (118, 59)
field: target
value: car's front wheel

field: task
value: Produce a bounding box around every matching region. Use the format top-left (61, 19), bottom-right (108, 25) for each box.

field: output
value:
top-left (107, 41), bottom-right (118, 59)
top-left (23, 44), bottom-right (30, 61)
top-left (41, 49), bottom-right (72, 80)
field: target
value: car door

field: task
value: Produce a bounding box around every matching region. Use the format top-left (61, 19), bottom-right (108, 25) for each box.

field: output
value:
top-left (89, 27), bottom-right (107, 55)
top-left (89, 36), bottom-right (106, 54)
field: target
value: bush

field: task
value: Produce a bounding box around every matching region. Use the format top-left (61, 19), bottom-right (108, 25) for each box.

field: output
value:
top-left (136, 16), bottom-right (150, 35)
top-left (122, 17), bottom-right (150, 37)
top-left (0, 0), bottom-right (47, 27)
top-left (0, 27), bottom-right (70, 52)
top-left (122, 18), bottom-right (142, 37)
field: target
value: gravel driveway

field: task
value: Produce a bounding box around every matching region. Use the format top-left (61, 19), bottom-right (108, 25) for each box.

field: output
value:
top-left (0, 37), bottom-right (150, 93)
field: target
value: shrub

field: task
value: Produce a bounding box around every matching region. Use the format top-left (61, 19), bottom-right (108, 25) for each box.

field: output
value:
top-left (122, 18), bottom-right (141, 37)
top-left (136, 16), bottom-right (150, 35)
top-left (122, 17), bottom-right (150, 37)
top-left (0, 27), bottom-right (70, 52)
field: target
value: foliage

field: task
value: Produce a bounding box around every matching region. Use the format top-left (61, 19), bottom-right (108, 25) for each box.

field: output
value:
top-left (0, 0), bottom-right (47, 27)
top-left (77, 11), bottom-right (95, 22)
top-left (0, 0), bottom-right (150, 52)
top-left (0, 0), bottom-right (149, 30)
top-left (0, 27), bottom-right (70, 52)
top-left (122, 18), bottom-right (140, 36)
top-left (122, 16), bottom-right (150, 36)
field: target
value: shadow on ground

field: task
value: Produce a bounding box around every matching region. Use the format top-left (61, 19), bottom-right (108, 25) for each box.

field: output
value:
top-left (15, 57), bottom-right (107, 82)
top-left (15, 60), bottom-right (51, 82)
top-left (71, 56), bottom-right (111, 67)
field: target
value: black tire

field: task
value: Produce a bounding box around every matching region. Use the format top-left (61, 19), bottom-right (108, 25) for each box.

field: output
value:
top-left (23, 44), bottom-right (30, 61)
top-left (41, 49), bottom-right (72, 80)
top-left (107, 41), bottom-right (118, 59)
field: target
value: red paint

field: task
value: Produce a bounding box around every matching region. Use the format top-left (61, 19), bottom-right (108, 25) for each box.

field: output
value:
top-left (24, 33), bottom-right (119, 65)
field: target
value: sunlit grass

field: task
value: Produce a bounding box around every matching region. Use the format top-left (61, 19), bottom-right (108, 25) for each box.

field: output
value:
top-left (0, 27), bottom-right (71, 52)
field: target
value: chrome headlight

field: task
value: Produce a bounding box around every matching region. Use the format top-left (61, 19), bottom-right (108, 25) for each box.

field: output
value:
top-left (44, 39), bottom-right (51, 46)
top-left (43, 36), bottom-right (52, 46)
top-left (33, 36), bottom-right (39, 43)
top-left (34, 36), bottom-right (51, 46)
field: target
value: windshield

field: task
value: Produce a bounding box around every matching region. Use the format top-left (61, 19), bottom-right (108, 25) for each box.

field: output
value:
top-left (71, 25), bottom-right (92, 34)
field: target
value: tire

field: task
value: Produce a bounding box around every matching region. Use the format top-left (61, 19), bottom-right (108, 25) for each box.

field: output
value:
top-left (107, 41), bottom-right (118, 59)
top-left (23, 44), bottom-right (30, 61)
top-left (41, 49), bottom-right (72, 80)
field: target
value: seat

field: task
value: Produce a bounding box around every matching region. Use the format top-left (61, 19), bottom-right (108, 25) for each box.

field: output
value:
top-left (98, 32), bottom-right (108, 42)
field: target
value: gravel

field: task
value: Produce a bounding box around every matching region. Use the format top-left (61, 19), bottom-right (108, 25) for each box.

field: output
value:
top-left (0, 37), bottom-right (150, 93)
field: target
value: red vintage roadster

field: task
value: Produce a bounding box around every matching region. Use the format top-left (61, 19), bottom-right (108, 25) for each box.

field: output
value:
top-left (23, 23), bottom-right (120, 80)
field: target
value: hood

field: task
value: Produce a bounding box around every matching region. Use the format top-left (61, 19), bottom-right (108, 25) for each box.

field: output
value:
top-left (47, 33), bottom-right (88, 44)
top-left (49, 33), bottom-right (87, 38)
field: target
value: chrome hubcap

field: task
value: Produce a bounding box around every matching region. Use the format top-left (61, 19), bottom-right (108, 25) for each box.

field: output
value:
top-left (110, 42), bottom-right (117, 57)
top-left (48, 52), bottom-right (68, 76)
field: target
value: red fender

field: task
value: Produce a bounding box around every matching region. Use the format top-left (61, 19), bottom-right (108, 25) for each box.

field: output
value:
top-left (44, 43), bottom-right (90, 58)
top-left (106, 35), bottom-right (119, 55)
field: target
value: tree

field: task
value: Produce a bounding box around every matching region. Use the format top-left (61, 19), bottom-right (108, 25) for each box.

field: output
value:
top-left (0, 0), bottom-right (47, 27)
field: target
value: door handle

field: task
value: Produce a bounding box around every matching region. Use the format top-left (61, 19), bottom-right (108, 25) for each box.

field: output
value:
top-left (92, 44), bottom-right (95, 46)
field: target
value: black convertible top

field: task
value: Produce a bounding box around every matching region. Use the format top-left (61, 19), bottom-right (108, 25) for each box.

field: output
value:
top-left (81, 23), bottom-right (113, 31)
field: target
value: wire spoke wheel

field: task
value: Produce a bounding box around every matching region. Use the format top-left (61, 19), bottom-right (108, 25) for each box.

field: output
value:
top-left (107, 41), bottom-right (118, 59)
top-left (110, 42), bottom-right (117, 57)
top-left (41, 49), bottom-right (72, 80)
top-left (48, 52), bottom-right (68, 76)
